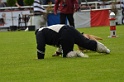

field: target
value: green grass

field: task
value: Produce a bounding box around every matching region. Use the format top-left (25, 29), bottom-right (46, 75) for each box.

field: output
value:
top-left (0, 25), bottom-right (124, 82)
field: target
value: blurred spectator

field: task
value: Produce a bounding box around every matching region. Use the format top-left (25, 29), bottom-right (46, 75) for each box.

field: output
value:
top-left (121, 0), bottom-right (124, 9)
top-left (111, 1), bottom-right (117, 15)
top-left (54, 0), bottom-right (79, 27)
top-left (26, 0), bottom-right (47, 31)
top-left (78, 0), bottom-right (82, 4)
top-left (42, 0), bottom-right (55, 5)
top-left (0, 0), bottom-right (6, 7)
top-left (16, 0), bottom-right (24, 8)
top-left (78, 0), bottom-right (81, 7)
top-left (0, 13), bottom-right (6, 25)
top-left (101, 0), bottom-right (107, 8)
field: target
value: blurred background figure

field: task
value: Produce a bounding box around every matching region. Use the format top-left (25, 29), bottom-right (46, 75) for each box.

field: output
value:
top-left (54, 0), bottom-right (79, 27)
top-left (0, 0), bottom-right (6, 7)
top-left (0, 13), bottom-right (6, 26)
top-left (121, 0), bottom-right (124, 9)
top-left (42, 0), bottom-right (55, 5)
top-left (16, 0), bottom-right (24, 8)
top-left (100, 0), bottom-right (107, 8)
top-left (26, 0), bottom-right (47, 31)
top-left (2, 13), bottom-right (6, 23)
top-left (33, 0), bottom-right (47, 29)
top-left (121, 0), bottom-right (124, 24)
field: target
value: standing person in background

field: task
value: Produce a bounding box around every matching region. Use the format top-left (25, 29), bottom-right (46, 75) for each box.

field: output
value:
top-left (40, 0), bottom-right (44, 5)
top-left (121, 0), bottom-right (124, 9)
top-left (26, 0), bottom-right (47, 31)
top-left (54, 0), bottom-right (79, 27)
top-left (0, 0), bottom-right (6, 7)
top-left (16, 0), bottom-right (24, 8)
top-left (33, 0), bottom-right (47, 30)
top-left (121, 0), bottom-right (124, 23)
top-left (78, 0), bottom-right (82, 4)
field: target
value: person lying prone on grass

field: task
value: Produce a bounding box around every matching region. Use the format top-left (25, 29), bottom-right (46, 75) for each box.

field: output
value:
top-left (35, 24), bottom-right (110, 59)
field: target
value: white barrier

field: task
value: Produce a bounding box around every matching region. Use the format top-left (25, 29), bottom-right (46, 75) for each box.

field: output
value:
top-left (0, 1), bottom-right (122, 29)
top-left (0, 10), bottom-right (30, 27)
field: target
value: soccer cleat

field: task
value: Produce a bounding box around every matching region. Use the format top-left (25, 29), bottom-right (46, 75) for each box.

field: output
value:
top-left (76, 50), bottom-right (89, 58)
top-left (66, 51), bottom-right (89, 58)
top-left (66, 51), bottom-right (78, 57)
top-left (97, 42), bottom-right (110, 54)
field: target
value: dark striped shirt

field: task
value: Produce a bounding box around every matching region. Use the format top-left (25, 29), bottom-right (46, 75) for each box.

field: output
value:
top-left (33, 0), bottom-right (46, 15)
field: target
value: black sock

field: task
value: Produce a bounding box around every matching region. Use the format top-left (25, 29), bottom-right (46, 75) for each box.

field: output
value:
top-left (37, 52), bottom-right (44, 59)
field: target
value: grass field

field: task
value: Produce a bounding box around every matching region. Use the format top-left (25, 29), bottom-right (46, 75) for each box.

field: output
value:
top-left (0, 25), bottom-right (124, 82)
